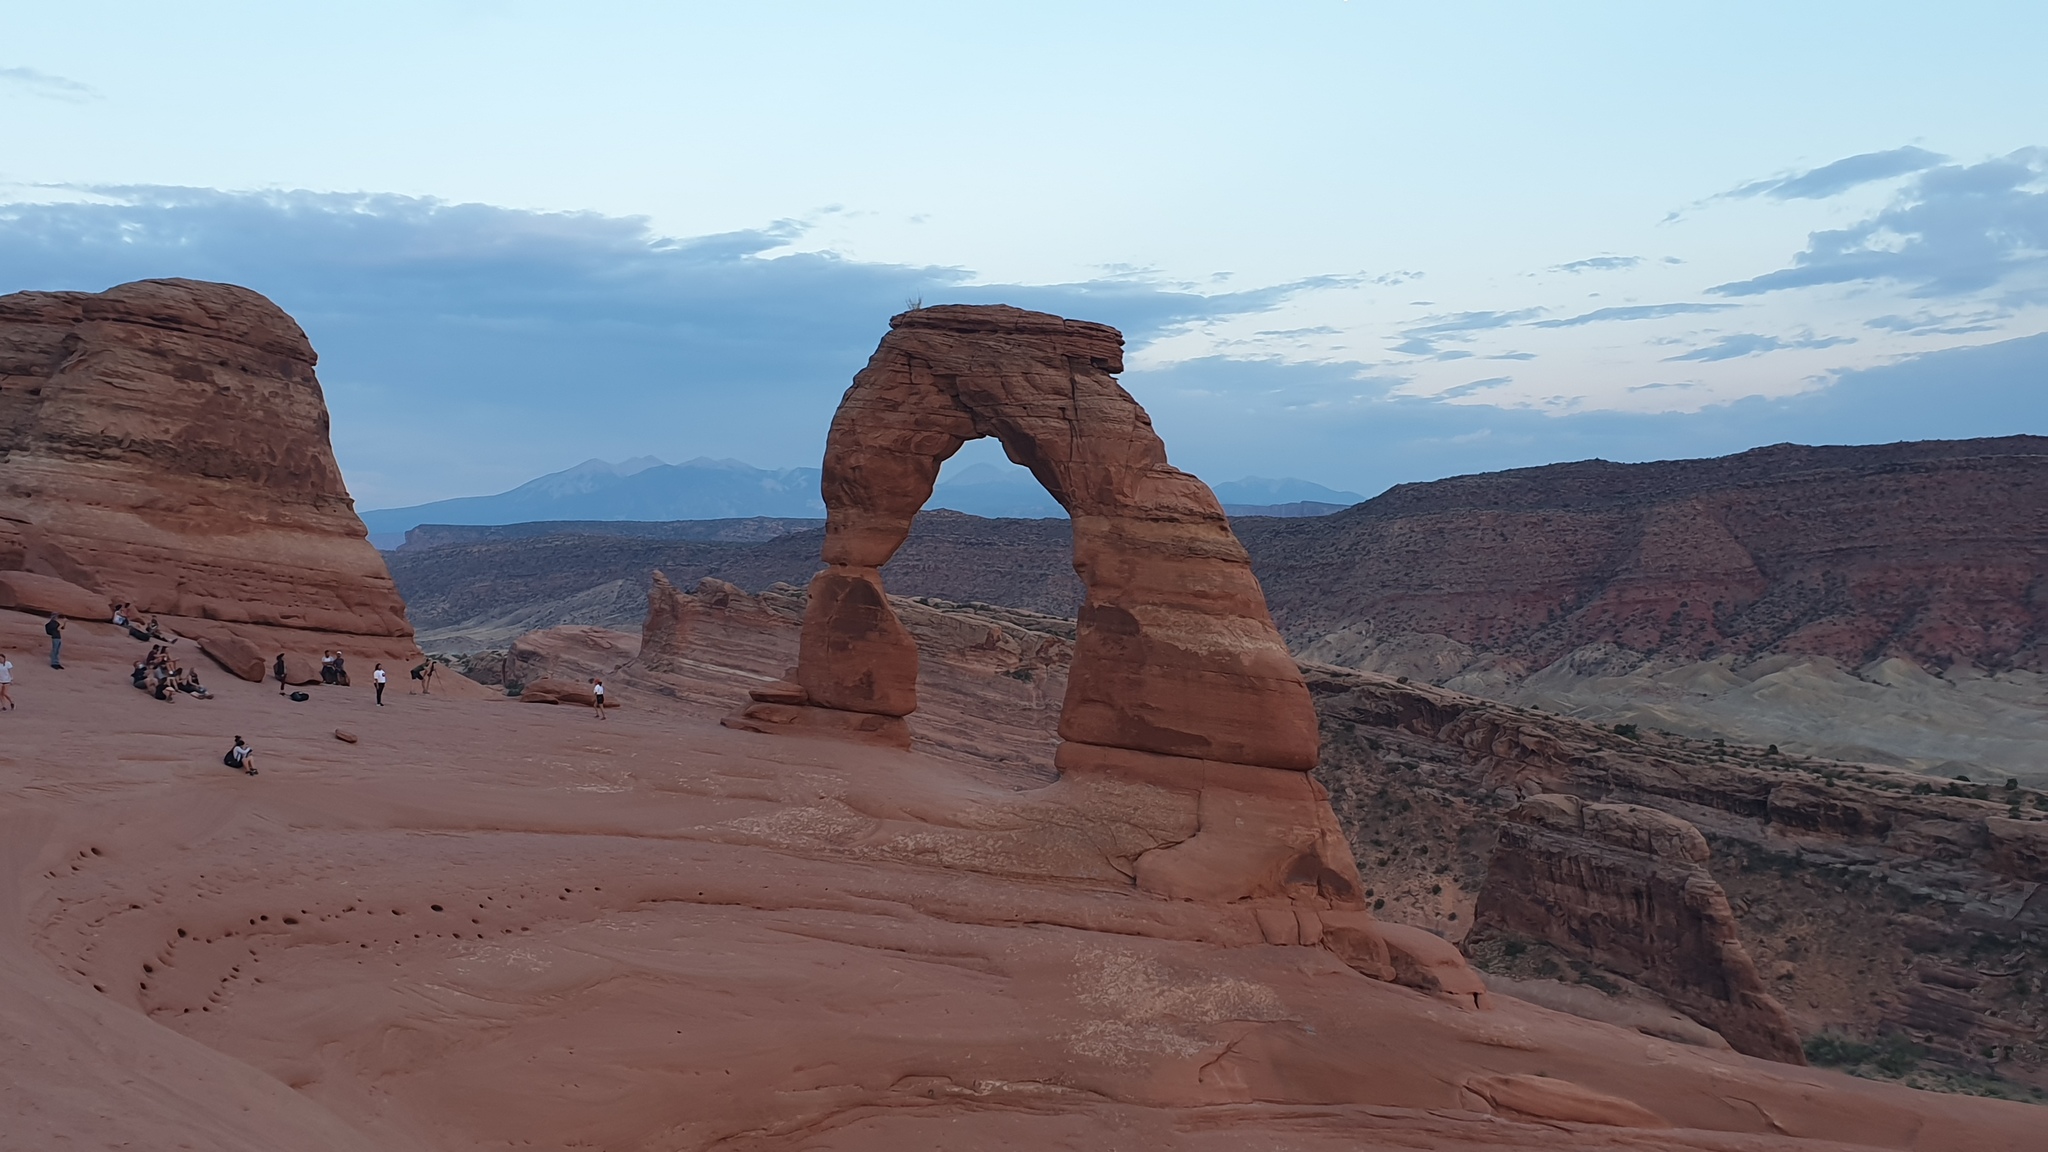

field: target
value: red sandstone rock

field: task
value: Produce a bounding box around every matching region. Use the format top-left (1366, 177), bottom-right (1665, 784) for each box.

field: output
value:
top-left (1470, 793), bottom-right (1805, 1063)
top-left (1243, 437), bottom-right (2048, 674)
top-left (519, 678), bottom-right (616, 707)
top-left (796, 304), bottom-right (1319, 772)
top-left (505, 625), bottom-right (639, 689)
top-left (0, 278), bottom-right (416, 657)
top-left (733, 305), bottom-right (1345, 905)
top-left (194, 628), bottom-right (269, 683)
top-left (0, 572), bottom-right (109, 620)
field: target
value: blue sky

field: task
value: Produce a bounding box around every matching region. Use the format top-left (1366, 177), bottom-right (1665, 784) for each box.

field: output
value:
top-left (3, 2), bottom-right (2044, 507)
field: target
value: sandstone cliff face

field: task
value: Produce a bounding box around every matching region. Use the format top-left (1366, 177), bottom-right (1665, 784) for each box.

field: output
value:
top-left (1246, 438), bottom-right (2048, 676)
top-left (0, 279), bottom-right (415, 670)
top-left (1468, 794), bottom-right (1804, 1063)
top-left (1307, 664), bottom-right (2048, 1087)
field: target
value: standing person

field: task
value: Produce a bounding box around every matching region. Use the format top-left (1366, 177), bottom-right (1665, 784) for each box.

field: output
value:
top-left (422, 659), bottom-right (436, 695)
top-left (590, 677), bottom-right (606, 720)
top-left (45, 614), bottom-right (63, 669)
top-left (372, 663), bottom-right (387, 706)
top-left (274, 653), bottom-right (288, 695)
top-left (0, 651), bottom-right (13, 711)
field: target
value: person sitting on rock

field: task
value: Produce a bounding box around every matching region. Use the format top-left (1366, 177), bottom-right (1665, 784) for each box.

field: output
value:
top-left (111, 604), bottom-right (129, 628)
top-left (176, 666), bottom-right (212, 699)
top-left (145, 616), bottom-right (176, 643)
top-left (151, 667), bottom-right (178, 702)
top-left (321, 651), bottom-right (336, 685)
top-left (131, 659), bottom-right (150, 691)
top-left (331, 651), bottom-right (350, 687)
top-left (223, 736), bottom-right (255, 775)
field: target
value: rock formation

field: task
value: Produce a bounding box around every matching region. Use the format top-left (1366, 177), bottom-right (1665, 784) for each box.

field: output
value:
top-left (1467, 794), bottom-right (1805, 1063)
top-left (724, 306), bottom-right (1360, 906)
top-left (0, 278), bottom-right (419, 676)
top-left (1307, 662), bottom-right (2048, 1084)
top-left (1245, 437), bottom-right (2048, 677)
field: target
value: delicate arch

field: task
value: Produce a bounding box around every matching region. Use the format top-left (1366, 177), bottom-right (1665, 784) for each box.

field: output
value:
top-left (787, 304), bottom-right (1319, 772)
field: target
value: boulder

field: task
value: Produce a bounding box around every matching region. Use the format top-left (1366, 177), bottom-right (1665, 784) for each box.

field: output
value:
top-left (0, 572), bottom-right (108, 621)
top-left (519, 679), bottom-right (616, 707)
top-left (195, 629), bottom-right (268, 683)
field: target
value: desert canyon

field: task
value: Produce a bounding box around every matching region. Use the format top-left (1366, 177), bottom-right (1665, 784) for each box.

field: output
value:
top-left (3, 284), bottom-right (2046, 1150)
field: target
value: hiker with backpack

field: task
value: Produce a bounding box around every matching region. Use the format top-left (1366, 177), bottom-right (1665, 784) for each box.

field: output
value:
top-left (223, 736), bottom-right (256, 775)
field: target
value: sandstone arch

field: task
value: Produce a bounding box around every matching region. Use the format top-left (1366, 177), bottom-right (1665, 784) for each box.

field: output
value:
top-left (729, 305), bottom-right (1365, 904)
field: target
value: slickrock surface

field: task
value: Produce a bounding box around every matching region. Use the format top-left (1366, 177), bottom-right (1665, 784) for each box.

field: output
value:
top-left (1467, 794), bottom-right (1804, 1063)
top-left (732, 305), bottom-right (1350, 906)
top-left (0, 278), bottom-right (421, 674)
top-left (3, 608), bottom-right (2041, 1150)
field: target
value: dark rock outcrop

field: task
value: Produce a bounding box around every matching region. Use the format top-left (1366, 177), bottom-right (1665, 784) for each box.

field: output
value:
top-left (1469, 794), bottom-right (1805, 1063)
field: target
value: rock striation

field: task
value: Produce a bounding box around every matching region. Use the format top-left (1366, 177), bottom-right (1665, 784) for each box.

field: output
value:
top-left (1468, 793), bottom-right (1805, 1063)
top-left (1247, 437), bottom-right (2048, 678)
top-left (0, 278), bottom-right (419, 675)
top-left (725, 305), bottom-right (1359, 905)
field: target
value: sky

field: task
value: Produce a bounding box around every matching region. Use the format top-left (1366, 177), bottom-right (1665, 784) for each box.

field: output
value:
top-left (2, 2), bottom-right (2045, 508)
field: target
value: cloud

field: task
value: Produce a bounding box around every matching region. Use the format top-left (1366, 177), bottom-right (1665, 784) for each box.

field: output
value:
top-left (0, 186), bottom-right (1342, 505)
top-left (1532, 302), bottom-right (1736, 328)
top-left (1713, 148), bottom-right (2048, 299)
top-left (1133, 331), bottom-right (2047, 500)
top-left (1728, 146), bottom-right (1947, 201)
top-left (1392, 308), bottom-right (1543, 356)
top-left (0, 65), bottom-right (97, 102)
top-left (1662, 331), bottom-right (1854, 362)
top-left (1551, 255), bottom-right (1642, 273)
top-left (1864, 310), bottom-right (2002, 336)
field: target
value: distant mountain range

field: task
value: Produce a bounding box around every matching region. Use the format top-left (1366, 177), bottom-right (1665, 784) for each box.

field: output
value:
top-left (358, 457), bottom-right (1363, 546)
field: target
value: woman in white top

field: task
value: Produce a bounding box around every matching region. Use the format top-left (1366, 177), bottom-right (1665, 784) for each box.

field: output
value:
top-left (591, 677), bottom-right (606, 720)
top-left (0, 651), bottom-right (13, 711)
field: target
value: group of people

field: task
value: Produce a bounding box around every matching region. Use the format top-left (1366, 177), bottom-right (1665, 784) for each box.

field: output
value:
top-left (111, 604), bottom-right (175, 646)
top-left (132, 643), bottom-right (211, 702)
top-left (320, 650), bottom-right (352, 686)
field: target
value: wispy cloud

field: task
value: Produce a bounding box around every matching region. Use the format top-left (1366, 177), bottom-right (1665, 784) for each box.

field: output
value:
top-left (1392, 308), bottom-right (1543, 356)
top-left (1532, 302), bottom-right (1736, 328)
top-left (1727, 146), bottom-right (1947, 201)
top-left (1662, 332), bottom-right (1853, 362)
top-left (0, 65), bottom-right (97, 103)
top-left (1713, 148), bottom-right (2048, 299)
top-left (1551, 255), bottom-right (1641, 273)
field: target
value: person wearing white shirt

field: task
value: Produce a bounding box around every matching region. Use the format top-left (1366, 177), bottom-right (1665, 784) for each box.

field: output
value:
top-left (373, 664), bottom-right (388, 706)
top-left (0, 651), bottom-right (13, 711)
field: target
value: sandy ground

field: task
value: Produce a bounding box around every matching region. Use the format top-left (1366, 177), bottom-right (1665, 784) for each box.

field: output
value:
top-left (1, 610), bottom-right (2042, 1151)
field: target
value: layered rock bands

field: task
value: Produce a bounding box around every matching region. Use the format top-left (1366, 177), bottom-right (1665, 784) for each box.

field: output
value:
top-left (0, 278), bottom-right (420, 676)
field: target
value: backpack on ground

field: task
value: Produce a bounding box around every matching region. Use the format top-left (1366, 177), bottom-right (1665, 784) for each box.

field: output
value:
top-left (289, 691), bottom-right (310, 702)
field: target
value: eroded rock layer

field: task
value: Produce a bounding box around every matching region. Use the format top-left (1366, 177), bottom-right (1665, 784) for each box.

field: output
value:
top-left (0, 278), bottom-right (417, 670)
top-left (1468, 794), bottom-right (1805, 1063)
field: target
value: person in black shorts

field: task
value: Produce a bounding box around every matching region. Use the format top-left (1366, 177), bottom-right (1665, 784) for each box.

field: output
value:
top-left (274, 653), bottom-right (288, 695)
